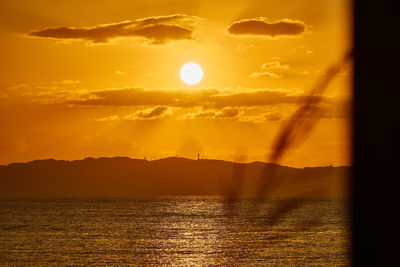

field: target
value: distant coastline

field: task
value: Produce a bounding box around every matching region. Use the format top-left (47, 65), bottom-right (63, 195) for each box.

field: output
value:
top-left (0, 156), bottom-right (350, 169)
top-left (0, 157), bottom-right (350, 198)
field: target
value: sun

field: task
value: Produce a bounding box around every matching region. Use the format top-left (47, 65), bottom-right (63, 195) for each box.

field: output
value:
top-left (180, 62), bottom-right (203, 85)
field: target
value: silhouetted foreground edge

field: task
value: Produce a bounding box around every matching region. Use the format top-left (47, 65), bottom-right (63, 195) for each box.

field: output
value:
top-left (353, 0), bottom-right (400, 265)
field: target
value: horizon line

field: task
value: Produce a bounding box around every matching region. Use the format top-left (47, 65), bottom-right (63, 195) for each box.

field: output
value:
top-left (0, 156), bottom-right (351, 169)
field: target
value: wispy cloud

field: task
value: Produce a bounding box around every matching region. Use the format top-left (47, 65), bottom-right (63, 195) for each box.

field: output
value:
top-left (93, 115), bottom-right (120, 122)
top-left (65, 87), bottom-right (312, 108)
top-left (124, 106), bottom-right (170, 120)
top-left (261, 61), bottom-right (289, 70)
top-left (183, 107), bottom-right (239, 120)
top-left (115, 70), bottom-right (127, 75)
top-left (250, 61), bottom-right (290, 79)
top-left (249, 71), bottom-right (282, 79)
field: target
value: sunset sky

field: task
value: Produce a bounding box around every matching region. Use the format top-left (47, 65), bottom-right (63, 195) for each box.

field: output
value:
top-left (0, 0), bottom-right (352, 167)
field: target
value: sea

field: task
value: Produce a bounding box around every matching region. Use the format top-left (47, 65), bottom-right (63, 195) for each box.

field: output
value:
top-left (0, 197), bottom-right (351, 266)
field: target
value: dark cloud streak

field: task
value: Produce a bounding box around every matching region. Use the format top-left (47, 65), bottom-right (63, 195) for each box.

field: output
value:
top-left (136, 106), bottom-right (168, 119)
top-left (28, 14), bottom-right (198, 44)
top-left (65, 87), bottom-right (324, 108)
top-left (228, 18), bottom-right (306, 37)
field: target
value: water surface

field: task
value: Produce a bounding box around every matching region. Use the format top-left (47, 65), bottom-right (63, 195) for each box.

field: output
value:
top-left (0, 197), bottom-right (350, 266)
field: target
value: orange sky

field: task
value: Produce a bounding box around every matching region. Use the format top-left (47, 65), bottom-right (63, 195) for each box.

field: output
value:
top-left (0, 0), bottom-right (352, 167)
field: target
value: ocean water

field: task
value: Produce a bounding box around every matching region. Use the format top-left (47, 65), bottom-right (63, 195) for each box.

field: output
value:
top-left (0, 197), bottom-right (350, 266)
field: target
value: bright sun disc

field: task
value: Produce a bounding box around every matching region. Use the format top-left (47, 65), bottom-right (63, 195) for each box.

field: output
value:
top-left (180, 62), bottom-right (203, 85)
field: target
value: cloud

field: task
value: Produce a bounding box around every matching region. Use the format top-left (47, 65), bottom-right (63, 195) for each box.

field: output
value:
top-left (93, 115), bottom-right (120, 122)
top-left (115, 70), bottom-right (127, 75)
top-left (5, 83), bottom-right (346, 121)
top-left (28, 14), bottom-right (200, 44)
top-left (305, 100), bottom-right (352, 119)
top-left (289, 45), bottom-right (307, 54)
top-left (236, 44), bottom-right (256, 52)
top-left (262, 61), bottom-right (289, 70)
top-left (7, 80), bottom-right (82, 93)
top-left (216, 107), bottom-right (239, 118)
top-left (228, 18), bottom-right (306, 37)
top-left (124, 106), bottom-right (170, 120)
top-left (250, 61), bottom-right (290, 79)
top-left (265, 112), bottom-right (283, 121)
top-left (176, 133), bottom-right (202, 159)
top-left (183, 107), bottom-right (239, 120)
top-left (3, 80), bottom-right (84, 103)
top-left (65, 87), bottom-right (328, 109)
top-left (66, 87), bottom-right (216, 107)
top-left (249, 71), bottom-right (282, 79)
top-left (136, 106), bottom-right (168, 118)
top-left (65, 87), bottom-right (314, 108)
top-left (0, 132), bottom-right (141, 164)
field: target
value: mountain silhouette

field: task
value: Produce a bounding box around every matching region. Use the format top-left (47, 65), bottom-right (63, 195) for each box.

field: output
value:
top-left (0, 157), bottom-right (350, 197)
